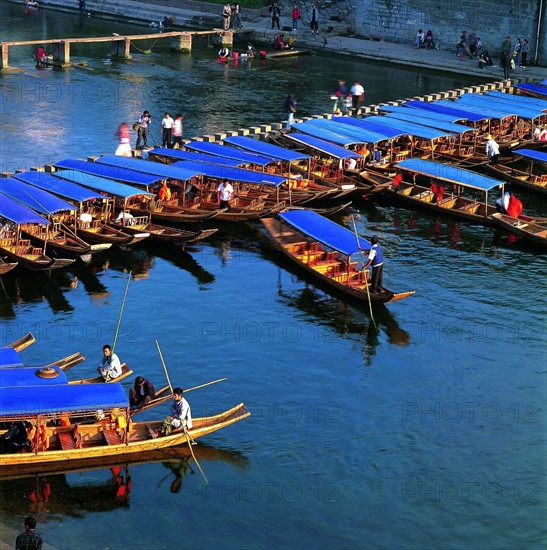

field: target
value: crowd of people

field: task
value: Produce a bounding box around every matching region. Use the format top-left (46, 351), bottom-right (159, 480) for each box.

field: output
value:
top-left (222, 2), bottom-right (242, 30)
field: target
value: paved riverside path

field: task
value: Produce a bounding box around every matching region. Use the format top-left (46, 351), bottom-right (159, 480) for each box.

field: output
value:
top-left (27, 0), bottom-right (546, 82)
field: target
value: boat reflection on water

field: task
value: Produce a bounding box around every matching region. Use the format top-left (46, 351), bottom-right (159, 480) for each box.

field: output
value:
top-left (0, 444), bottom-right (249, 517)
top-left (274, 272), bottom-right (410, 365)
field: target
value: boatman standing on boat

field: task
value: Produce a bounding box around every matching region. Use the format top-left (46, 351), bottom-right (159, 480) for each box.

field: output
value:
top-left (161, 388), bottom-right (192, 436)
top-left (363, 236), bottom-right (384, 293)
top-left (485, 134), bottom-right (500, 166)
top-left (217, 180), bottom-right (234, 209)
top-left (97, 344), bottom-right (122, 381)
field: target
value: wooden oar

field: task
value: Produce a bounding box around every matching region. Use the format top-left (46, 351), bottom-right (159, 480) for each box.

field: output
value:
top-left (185, 378), bottom-right (227, 393)
top-left (112, 271), bottom-right (132, 354)
top-left (351, 215), bottom-right (378, 334)
top-left (155, 339), bottom-right (208, 484)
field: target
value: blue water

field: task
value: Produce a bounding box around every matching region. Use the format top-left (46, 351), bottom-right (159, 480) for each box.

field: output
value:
top-left (0, 2), bottom-right (545, 549)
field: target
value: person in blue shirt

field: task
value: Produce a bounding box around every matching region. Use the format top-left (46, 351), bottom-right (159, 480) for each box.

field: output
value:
top-left (364, 236), bottom-right (384, 293)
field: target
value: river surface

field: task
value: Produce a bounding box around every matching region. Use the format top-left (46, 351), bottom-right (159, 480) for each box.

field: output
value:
top-left (0, 3), bottom-right (545, 549)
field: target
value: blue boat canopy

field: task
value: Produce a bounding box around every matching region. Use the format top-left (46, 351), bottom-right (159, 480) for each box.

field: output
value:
top-left (0, 347), bottom-right (23, 367)
top-left (185, 142), bottom-right (277, 166)
top-left (292, 122), bottom-right (365, 146)
top-left (335, 117), bottom-right (408, 139)
top-left (172, 161), bottom-right (287, 186)
top-left (0, 366), bottom-right (68, 386)
top-left (53, 170), bottom-right (154, 199)
top-left (279, 210), bottom-right (370, 256)
top-left (514, 83), bottom-right (547, 98)
top-left (306, 118), bottom-right (391, 143)
top-left (398, 158), bottom-right (503, 191)
top-left (96, 156), bottom-right (202, 182)
top-left (403, 100), bottom-right (488, 122)
top-left (485, 91), bottom-right (547, 112)
top-left (363, 116), bottom-right (450, 140)
top-left (455, 93), bottom-right (544, 119)
top-left (435, 100), bottom-right (516, 121)
top-left (149, 148), bottom-right (242, 167)
top-left (285, 133), bottom-right (361, 159)
top-left (0, 178), bottom-right (76, 215)
top-left (0, 193), bottom-right (50, 225)
top-left (386, 113), bottom-right (476, 135)
top-left (224, 136), bottom-right (311, 162)
top-left (55, 159), bottom-right (165, 187)
top-left (379, 104), bottom-right (469, 124)
top-left (14, 171), bottom-right (104, 203)
top-left (513, 149), bottom-right (547, 163)
top-left (0, 383), bottom-right (129, 417)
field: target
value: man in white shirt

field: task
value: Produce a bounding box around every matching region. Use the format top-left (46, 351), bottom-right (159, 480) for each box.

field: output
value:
top-left (161, 113), bottom-right (174, 148)
top-left (350, 81), bottom-right (364, 110)
top-left (217, 180), bottom-right (234, 209)
top-left (97, 344), bottom-right (122, 381)
top-left (79, 209), bottom-right (93, 228)
top-left (485, 134), bottom-right (500, 166)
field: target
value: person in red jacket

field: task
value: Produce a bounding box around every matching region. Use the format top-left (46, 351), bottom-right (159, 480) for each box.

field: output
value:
top-left (506, 193), bottom-right (523, 218)
top-left (292, 4), bottom-right (301, 31)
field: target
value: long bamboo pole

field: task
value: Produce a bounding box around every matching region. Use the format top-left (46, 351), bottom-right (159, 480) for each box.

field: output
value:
top-left (112, 271), bottom-right (132, 354)
top-left (155, 339), bottom-right (208, 484)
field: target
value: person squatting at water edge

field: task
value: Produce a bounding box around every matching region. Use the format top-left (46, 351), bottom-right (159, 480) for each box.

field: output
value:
top-left (129, 376), bottom-right (156, 409)
top-left (97, 344), bottom-right (122, 381)
top-left (160, 388), bottom-right (193, 436)
top-left (218, 46), bottom-right (230, 60)
top-left (363, 236), bottom-right (384, 293)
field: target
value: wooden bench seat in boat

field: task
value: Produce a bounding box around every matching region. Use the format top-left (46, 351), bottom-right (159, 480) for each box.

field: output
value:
top-left (413, 190), bottom-right (434, 200)
top-left (103, 429), bottom-right (123, 445)
top-left (458, 202), bottom-right (479, 213)
top-left (58, 425), bottom-right (83, 450)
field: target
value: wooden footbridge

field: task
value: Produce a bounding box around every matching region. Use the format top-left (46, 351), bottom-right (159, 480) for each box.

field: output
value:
top-left (0, 29), bottom-right (244, 69)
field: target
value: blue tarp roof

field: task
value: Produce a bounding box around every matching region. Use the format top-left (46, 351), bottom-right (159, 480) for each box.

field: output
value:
top-left (0, 383), bottom-right (129, 417)
top-left (185, 142), bottom-right (277, 166)
top-left (172, 161), bottom-right (287, 186)
top-left (96, 156), bottom-right (202, 182)
top-left (291, 122), bottom-right (365, 146)
top-left (14, 171), bottom-right (104, 203)
top-left (0, 178), bottom-right (76, 215)
top-left (224, 136), bottom-right (311, 162)
top-left (279, 210), bottom-right (370, 256)
top-left (0, 193), bottom-right (50, 225)
top-left (285, 133), bottom-right (361, 159)
top-left (362, 116), bottom-right (449, 140)
top-left (455, 93), bottom-right (544, 119)
top-left (435, 99), bottom-right (517, 120)
top-left (0, 366), bottom-right (68, 386)
top-left (513, 148), bottom-right (547, 163)
top-left (54, 170), bottom-right (154, 199)
top-left (304, 118), bottom-right (391, 143)
top-left (398, 158), bottom-right (503, 191)
top-left (149, 147), bottom-right (243, 167)
top-left (384, 112), bottom-right (476, 135)
top-left (55, 159), bottom-right (164, 187)
top-left (485, 91), bottom-right (547, 112)
top-left (0, 348), bottom-right (23, 367)
top-left (515, 83), bottom-right (547, 98)
top-left (334, 117), bottom-right (407, 139)
top-left (403, 100), bottom-right (488, 122)
top-left (379, 104), bottom-right (470, 124)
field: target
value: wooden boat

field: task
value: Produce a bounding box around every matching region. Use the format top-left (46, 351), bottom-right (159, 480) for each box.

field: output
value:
top-left (68, 363), bottom-right (133, 385)
top-left (6, 332), bottom-right (36, 352)
top-left (491, 213), bottom-right (547, 247)
top-left (77, 220), bottom-right (148, 246)
top-left (0, 257), bottom-right (18, 275)
top-left (267, 49), bottom-right (309, 58)
top-left (45, 351), bottom-right (86, 372)
top-left (481, 148), bottom-right (547, 195)
top-left (0, 384), bottom-right (250, 473)
top-left (261, 211), bottom-right (415, 305)
top-left (108, 215), bottom-right (218, 245)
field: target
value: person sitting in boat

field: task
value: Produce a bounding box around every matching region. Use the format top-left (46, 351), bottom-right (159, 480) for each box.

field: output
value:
top-left (345, 157), bottom-right (357, 171)
top-left (97, 344), bottom-right (122, 382)
top-left (217, 180), bottom-right (234, 209)
top-left (539, 127), bottom-right (547, 141)
top-left (218, 46), bottom-right (230, 60)
top-left (157, 181), bottom-right (172, 202)
top-left (35, 45), bottom-right (47, 66)
top-left (431, 182), bottom-right (445, 203)
top-left (363, 236), bottom-right (384, 293)
top-left (0, 421), bottom-right (30, 454)
top-left (274, 34), bottom-right (290, 50)
top-left (115, 211), bottom-right (135, 226)
top-left (129, 376), bottom-right (156, 410)
top-left (495, 191), bottom-right (511, 213)
top-left (79, 208), bottom-right (93, 228)
top-left (506, 193), bottom-right (523, 218)
top-left (160, 388), bottom-right (192, 436)
top-left (246, 43), bottom-right (256, 57)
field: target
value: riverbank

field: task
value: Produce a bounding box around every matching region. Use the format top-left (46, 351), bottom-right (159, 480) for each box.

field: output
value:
top-left (11, 0), bottom-right (546, 81)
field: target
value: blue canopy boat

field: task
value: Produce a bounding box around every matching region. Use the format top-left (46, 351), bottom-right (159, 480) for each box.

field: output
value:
top-left (481, 148), bottom-right (547, 196)
top-left (0, 193), bottom-right (74, 270)
top-left (148, 147), bottom-right (244, 168)
top-left (0, 382), bottom-right (250, 475)
top-left (0, 348), bottom-right (23, 368)
top-left (261, 210), bottom-right (415, 305)
top-left (224, 135), bottom-right (311, 163)
top-left (0, 366), bottom-right (69, 386)
top-left (184, 141), bottom-right (277, 167)
top-left (514, 82), bottom-right (547, 99)
top-left (390, 158), bottom-right (507, 225)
